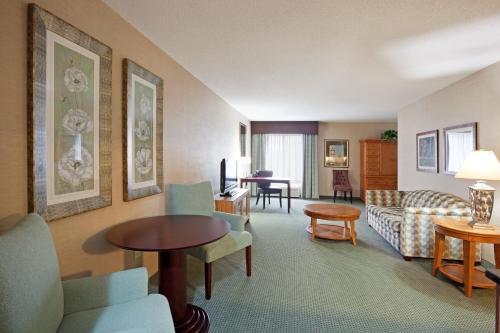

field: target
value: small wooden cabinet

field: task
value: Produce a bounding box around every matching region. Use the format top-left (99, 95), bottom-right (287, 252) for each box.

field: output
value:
top-left (359, 139), bottom-right (397, 202)
top-left (214, 188), bottom-right (250, 223)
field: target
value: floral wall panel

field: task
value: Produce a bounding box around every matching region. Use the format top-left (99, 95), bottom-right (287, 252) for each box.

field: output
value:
top-left (28, 4), bottom-right (112, 221)
top-left (123, 59), bottom-right (163, 201)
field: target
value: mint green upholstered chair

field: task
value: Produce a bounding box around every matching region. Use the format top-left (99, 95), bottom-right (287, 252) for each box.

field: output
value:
top-left (0, 213), bottom-right (175, 333)
top-left (168, 181), bottom-right (252, 299)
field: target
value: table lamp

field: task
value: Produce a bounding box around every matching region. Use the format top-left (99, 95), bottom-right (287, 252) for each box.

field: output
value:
top-left (455, 150), bottom-right (500, 229)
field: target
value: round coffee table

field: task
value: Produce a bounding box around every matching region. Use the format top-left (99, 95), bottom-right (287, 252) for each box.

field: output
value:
top-left (303, 204), bottom-right (361, 245)
top-left (107, 215), bottom-right (230, 332)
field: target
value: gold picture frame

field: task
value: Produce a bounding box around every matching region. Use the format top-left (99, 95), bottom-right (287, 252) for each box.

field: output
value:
top-left (324, 139), bottom-right (349, 168)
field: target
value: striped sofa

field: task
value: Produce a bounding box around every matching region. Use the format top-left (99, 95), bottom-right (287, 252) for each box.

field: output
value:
top-left (366, 190), bottom-right (481, 261)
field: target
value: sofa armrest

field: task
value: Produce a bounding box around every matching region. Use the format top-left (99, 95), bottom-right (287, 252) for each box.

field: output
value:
top-left (62, 267), bottom-right (148, 315)
top-left (213, 211), bottom-right (245, 232)
top-left (365, 190), bottom-right (403, 207)
top-left (400, 207), bottom-right (479, 260)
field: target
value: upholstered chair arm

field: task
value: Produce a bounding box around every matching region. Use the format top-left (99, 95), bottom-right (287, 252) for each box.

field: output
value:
top-left (400, 208), bottom-right (480, 260)
top-left (62, 267), bottom-right (149, 315)
top-left (365, 190), bottom-right (403, 207)
top-left (213, 211), bottom-right (245, 232)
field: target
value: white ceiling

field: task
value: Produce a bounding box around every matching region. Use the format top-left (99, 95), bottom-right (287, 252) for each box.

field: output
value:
top-left (104, 0), bottom-right (500, 122)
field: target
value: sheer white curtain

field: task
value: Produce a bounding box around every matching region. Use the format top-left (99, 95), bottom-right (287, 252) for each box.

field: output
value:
top-left (263, 134), bottom-right (304, 186)
top-left (447, 132), bottom-right (473, 173)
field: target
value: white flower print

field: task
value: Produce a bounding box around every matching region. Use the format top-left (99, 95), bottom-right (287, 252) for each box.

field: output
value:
top-left (139, 94), bottom-right (152, 119)
top-left (58, 147), bottom-right (93, 187)
top-left (135, 147), bottom-right (153, 175)
top-left (62, 109), bottom-right (93, 135)
top-left (134, 120), bottom-right (151, 141)
top-left (64, 67), bottom-right (88, 93)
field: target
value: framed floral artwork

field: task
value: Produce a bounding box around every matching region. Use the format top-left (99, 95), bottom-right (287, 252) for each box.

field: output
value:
top-left (123, 59), bottom-right (163, 201)
top-left (28, 4), bottom-right (112, 221)
top-left (324, 139), bottom-right (349, 168)
top-left (416, 130), bottom-right (439, 173)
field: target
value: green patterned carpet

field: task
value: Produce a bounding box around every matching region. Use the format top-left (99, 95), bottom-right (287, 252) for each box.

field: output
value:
top-left (154, 198), bottom-right (496, 332)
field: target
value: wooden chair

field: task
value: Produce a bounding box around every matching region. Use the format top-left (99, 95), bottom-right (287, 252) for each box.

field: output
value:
top-left (332, 169), bottom-right (353, 203)
top-left (254, 170), bottom-right (282, 209)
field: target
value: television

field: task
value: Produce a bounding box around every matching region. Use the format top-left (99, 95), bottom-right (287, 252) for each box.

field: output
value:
top-left (220, 158), bottom-right (238, 196)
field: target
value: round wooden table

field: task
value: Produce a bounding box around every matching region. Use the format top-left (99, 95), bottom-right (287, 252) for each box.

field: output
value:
top-left (303, 204), bottom-right (361, 245)
top-left (107, 215), bottom-right (230, 332)
top-left (432, 217), bottom-right (500, 297)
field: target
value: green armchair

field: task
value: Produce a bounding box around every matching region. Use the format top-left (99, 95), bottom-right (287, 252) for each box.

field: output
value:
top-left (0, 213), bottom-right (174, 333)
top-left (168, 181), bottom-right (252, 299)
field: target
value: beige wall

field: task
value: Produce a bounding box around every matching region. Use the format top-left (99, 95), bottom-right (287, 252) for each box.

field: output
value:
top-left (0, 0), bottom-right (250, 278)
top-left (318, 122), bottom-right (397, 197)
top-left (398, 62), bottom-right (500, 263)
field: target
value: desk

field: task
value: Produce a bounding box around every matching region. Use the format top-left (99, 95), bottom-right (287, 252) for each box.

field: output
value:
top-left (214, 188), bottom-right (250, 223)
top-left (432, 217), bottom-right (500, 297)
top-left (107, 215), bottom-right (229, 332)
top-left (240, 177), bottom-right (291, 213)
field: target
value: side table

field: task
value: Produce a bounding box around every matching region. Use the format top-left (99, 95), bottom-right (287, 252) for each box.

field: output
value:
top-left (432, 217), bottom-right (500, 297)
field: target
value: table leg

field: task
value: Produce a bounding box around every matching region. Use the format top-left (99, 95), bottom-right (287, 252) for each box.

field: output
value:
top-left (432, 231), bottom-right (445, 276)
top-left (159, 250), bottom-right (209, 332)
top-left (246, 191), bottom-right (250, 220)
top-left (495, 244), bottom-right (500, 269)
top-left (350, 220), bottom-right (357, 246)
top-left (287, 182), bottom-right (291, 213)
top-left (463, 240), bottom-right (475, 297)
top-left (311, 218), bottom-right (317, 240)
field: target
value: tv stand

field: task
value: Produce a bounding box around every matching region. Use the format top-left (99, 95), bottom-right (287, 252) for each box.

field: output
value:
top-left (214, 188), bottom-right (250, 223)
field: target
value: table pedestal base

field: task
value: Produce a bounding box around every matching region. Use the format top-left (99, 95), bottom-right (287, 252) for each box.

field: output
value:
top-left (175, 304), bottom-right (209, 333)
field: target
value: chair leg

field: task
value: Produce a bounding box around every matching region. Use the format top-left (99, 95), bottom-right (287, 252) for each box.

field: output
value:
top-left (268, 193), bottom-right (270, 204)
top-left (205, 262), bottom-right (212, 300)
top-left (334, 190), bottom-right (337, 202)
top-left (263, 193), bottom-right (266, 209)
top-left (246, 246), bottom-right (252, 277)
top-left (344, 191), bottom-right (347, 201)
top-left (279, 192), bottom-right (282, 208)
top-left (256, 191), bottom-right (260, 205)
top-left (350, 191), bottom-right (353, 204)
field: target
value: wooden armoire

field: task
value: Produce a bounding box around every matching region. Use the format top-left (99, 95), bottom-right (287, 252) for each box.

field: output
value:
top-left (359, 139), bottom-right (397, 202)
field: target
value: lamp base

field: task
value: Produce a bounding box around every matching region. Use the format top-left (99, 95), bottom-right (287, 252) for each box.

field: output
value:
top-left (469, 181), bottom-right (495, 226)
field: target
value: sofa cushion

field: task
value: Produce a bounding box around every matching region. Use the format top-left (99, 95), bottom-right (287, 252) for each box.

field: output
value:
top-left (367, 205), bottom-right (403, 232)
top-left (57, 294), bottom-right (174, 333)
top-left (400, 190), bottom-right (469, 209)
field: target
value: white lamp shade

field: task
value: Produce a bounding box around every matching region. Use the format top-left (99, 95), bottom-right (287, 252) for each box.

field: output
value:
top-left (455, 150), bottom-right (500, 180)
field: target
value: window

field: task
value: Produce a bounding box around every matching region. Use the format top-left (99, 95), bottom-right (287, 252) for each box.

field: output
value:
top-left (263, 134), bottom-right (304, 187)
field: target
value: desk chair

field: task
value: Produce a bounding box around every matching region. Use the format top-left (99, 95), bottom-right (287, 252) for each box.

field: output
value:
top-left (254, 170), bottom-right (282, 209)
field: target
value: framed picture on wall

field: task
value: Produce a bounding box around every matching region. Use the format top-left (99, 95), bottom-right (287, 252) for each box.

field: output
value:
top-left (416, 130), bottom-right (439, 173)
top-left (443, 122), bottom-right (478, 175)
top-left (123, 59), bottom-right (164, 201)
top-left (324, 139), bottom-right (349, 168)
top-left (27, 4), bottom-right (112, 221)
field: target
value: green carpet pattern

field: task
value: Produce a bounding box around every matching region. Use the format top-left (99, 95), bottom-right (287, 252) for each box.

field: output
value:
top-left (153, 199), bottom-right (495, 332)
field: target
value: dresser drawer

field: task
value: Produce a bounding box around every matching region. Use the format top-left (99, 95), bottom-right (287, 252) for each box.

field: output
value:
top-left (366, 177), bottom-right (397, 187)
